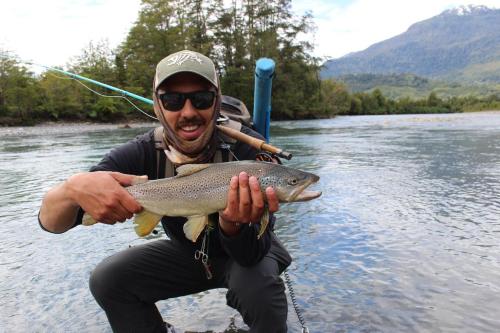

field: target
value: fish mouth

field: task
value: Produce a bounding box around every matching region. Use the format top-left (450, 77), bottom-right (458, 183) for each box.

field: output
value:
top-left (288, 174), bottom-right (322, 202)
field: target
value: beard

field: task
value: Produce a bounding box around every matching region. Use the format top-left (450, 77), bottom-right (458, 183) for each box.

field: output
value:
top-left (176, 116), bottom-right (205, 140)
top-left (170, 115), bottom-right (215, 155)
top-left (152, 93), bottom-right (219, 160)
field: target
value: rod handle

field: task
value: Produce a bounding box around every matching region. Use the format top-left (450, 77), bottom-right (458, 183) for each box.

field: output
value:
top-left (216, 125), bottom-right (292, 160)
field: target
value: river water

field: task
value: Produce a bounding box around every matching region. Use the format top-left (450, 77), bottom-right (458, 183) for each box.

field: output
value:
top-left (1, 112), bottom-right (500, 333)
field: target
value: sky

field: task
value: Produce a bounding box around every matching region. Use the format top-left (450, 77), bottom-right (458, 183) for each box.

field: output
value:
top-left (1, 0), bottom-right (500, 71)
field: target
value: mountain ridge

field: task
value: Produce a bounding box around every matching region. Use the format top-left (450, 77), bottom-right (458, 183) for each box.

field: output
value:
top-left (321, 5), bottom-right (500, 83)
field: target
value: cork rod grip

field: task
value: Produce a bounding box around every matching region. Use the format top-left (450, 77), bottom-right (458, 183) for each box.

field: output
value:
top-left (216, 125), bottom-right (292, 160)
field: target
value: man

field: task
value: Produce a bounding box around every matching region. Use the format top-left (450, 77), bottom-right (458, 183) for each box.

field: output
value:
top-left (39, 50), bottom-right (291, 333)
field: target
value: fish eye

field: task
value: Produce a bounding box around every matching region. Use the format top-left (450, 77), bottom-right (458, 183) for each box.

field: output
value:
top-left (288, 178), bottom-right (298, 186)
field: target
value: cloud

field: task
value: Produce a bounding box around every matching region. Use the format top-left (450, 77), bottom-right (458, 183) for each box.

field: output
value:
top-left (2, 0), bottom-right (499, 69)
top-left (0, 0), bottom-right (141, 68)
top-left (293, 0), bottom-right (500, 60)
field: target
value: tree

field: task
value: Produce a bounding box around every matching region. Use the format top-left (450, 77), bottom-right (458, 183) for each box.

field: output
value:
top-left (0, 50), bottom-right (41, 124)
top-left (38, 70), bottom-right (83, 120)
top-left (321, 79), bottom-right (351, 116)
top-left (371, 89), bottom-right (387, 114)
top-left (427, 91), bottom-right (442, 107)
top-left (68, 40), bottom-right (125, 120)
top-left (118, 0), bottom-right (192, 96)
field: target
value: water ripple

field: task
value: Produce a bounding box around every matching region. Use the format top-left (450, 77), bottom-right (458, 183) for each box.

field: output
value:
top-left (2, 115), bottom-right (500, 332)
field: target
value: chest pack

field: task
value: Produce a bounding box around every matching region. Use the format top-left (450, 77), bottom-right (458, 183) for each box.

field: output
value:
top-left (153, 95), bottom-right (252, 178)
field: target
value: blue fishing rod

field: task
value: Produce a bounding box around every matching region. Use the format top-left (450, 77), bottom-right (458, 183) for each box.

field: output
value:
top-left (33, 60), bottom-right (293, 159)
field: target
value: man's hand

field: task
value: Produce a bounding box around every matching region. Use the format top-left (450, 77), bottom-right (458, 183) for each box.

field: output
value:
top-left (66, 171), bottom-right (145, 224)
top-left (219, 172), bottom-right (279, 236)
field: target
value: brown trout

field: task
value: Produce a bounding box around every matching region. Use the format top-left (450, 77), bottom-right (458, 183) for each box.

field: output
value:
top-left (83, 161), bottom-right (321, 242)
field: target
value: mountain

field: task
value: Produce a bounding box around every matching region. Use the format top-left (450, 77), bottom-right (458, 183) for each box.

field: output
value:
top-left (336, 73), bottom-right (500, 99)
top-left (321, 5), bottom-right (500, 83)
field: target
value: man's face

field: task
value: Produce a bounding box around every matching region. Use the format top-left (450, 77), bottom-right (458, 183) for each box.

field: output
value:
top-left (157, 72), bottom-right (216, 142)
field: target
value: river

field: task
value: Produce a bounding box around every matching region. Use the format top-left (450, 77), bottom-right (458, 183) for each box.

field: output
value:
top-left (1, 112), bottom-right (500, 332)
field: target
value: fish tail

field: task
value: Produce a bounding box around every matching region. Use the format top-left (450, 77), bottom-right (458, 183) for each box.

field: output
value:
top-left (257, 208), bottom-right (270, 239)
top-left (133, 211), bottom-right (163, 236)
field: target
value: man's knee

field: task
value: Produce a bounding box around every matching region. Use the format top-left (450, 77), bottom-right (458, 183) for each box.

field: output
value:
top-left (89, 254), bottom-right (131, 305)
top-left (227, 271), bottom-right (288, 332)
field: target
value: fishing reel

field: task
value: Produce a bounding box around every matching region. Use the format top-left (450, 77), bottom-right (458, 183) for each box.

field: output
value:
top-left (256, 152), bottom-right (282, 164)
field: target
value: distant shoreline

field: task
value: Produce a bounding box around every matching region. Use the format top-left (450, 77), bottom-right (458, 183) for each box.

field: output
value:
top-left (1, 109), bottom-right (499, 129)
top-left (35, 109), bottom-right (500, 125)
top-left (31, 120), bottom-right (159, 128)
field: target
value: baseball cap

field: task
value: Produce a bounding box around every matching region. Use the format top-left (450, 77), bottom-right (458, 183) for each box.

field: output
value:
top-left (154, 50), bottom-right (218, 91)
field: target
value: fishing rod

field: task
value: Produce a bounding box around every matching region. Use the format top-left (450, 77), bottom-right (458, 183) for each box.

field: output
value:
top-left (216, 125), bottom-right (292, 160)
top-left (28, 61), bottom-right (154, 105)
top-left (23, 60), bottom-right (292, 159)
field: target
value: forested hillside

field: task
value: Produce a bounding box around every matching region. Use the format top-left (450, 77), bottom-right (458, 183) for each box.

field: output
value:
top-left (337, 73), bottom-right (500, 99)
top-left (321, 5), bottom-right (500, 83)
top-left (1, 0), bottom-right (335, 124)
top-left (1, 2), bottom-right (499, 126)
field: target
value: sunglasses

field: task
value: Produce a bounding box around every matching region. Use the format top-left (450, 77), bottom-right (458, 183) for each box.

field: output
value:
top-left (158, 91), bottom-right (216, 112)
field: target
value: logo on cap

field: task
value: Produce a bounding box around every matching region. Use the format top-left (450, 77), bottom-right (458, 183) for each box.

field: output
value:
top-left (166, 51), bottom-right (203, 66)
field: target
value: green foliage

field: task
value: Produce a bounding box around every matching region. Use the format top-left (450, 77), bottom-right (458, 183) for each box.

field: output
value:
top-left (340, 90), bottom-right (500, 115)
top-left (117, 0), bottom-right (217, 97)
top-left (338, 73), bottom-right (430, 92)
top-left (337, 73), bottom-right (500, 100)
top-left (0, 51), bottom-right (43, 125)
top-left (320, 80), bottom-right (351, 116)
top-left (68, 40), bottom-right (128, 120)
top-left (38, 71), bottom-right (84, 120)
top-left (1, 2), bottom-right (499, 126)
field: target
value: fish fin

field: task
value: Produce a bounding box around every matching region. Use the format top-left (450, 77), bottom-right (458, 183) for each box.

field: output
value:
top-left (176, 164), bottom-right (211, 177)
top-left (131, 175), bottom-right (149, 186)
top-left (183, 215), bottom-right (208, 242)
top-left (133, 211), bottom-right (163, 236)
top-left (82, 213), bottom-right (97, 226)
top-left (257, 208), bottom-right (270, 239)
